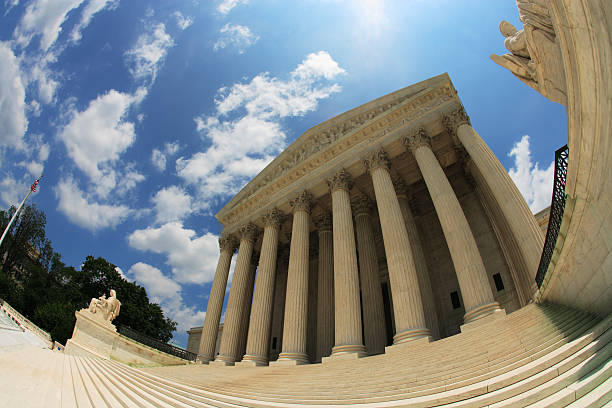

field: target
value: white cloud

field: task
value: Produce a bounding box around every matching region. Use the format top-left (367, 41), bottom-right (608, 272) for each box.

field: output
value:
top-left (70, 0), bottom-right (119, 43)
top-left (0, 42), bottom-right (28, 149)
top-left (0, 175), bottom-right (28, 207)
top-left (508, 135), bottom-right (554, 213)
top-left (127, 222), bottom-right (221, 284)
top-left (115, 266), bottom-right (127, 280)
top-left (151, 186), bottom-right (193, 223)
top-left (59, 88), bottom-right (146, 196)
top-left (125, 22), bottom-right (174, 83)
top-left (151, 142), bottom-right (179, 172)
top-left (14, 0), bottom-right (85, 51)
top-left (213, 23), bottom-right (259, 54)
top-left (178, 51), bottom-right (345, 206)
top-left (128, 262), bottom-right (205, 332)
top-left (217, 0), bottom-right (248, 14)
top-left (173, 11), bottom-right (193, 30)
top-left (55, 177), bottom-right (134, 231)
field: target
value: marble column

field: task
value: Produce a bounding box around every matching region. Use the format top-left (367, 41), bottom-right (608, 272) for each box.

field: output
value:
top-left (444, 108), bottom-right (544, 297)
top-left (352, 192), bottom-right (387, 355)
top-left (365, 150), bottom-right (431, 344)
top-left (197, 235), bottom-right (237, 363)
top-left (212, 223), bottom-right (259, 365)
top-left (241, 209), bottom-right (284, 366)
top-left (327, 170), bottom-right (366, 357)
top-left (314, 212), bottom-right (334, 362)
top-left (393, 178), bottom-right (441, 339)
top-left (405, 128), bottom-right (502, 324)
top-left (269, 246), bottom-right (289, 361)
top-left (273, 191), bottom-right (312, 365)
top-left (236, 251), bottom-right (257, 361)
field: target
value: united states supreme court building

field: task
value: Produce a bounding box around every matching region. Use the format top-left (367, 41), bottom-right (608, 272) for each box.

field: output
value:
top-left (188, 73), bottom-right (546, 366)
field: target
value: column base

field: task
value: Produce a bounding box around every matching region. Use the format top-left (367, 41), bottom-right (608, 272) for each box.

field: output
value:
top-left (392, 327), bottom-right (432, 344)
top-left (321, 344), bottom-right (366, 364)
top-left (236, 354), bottom-right (268, 367)
top-left (210, 354), bottom-right (236, 366)
top-left (461, 307), bottom-right (506, 333)
top-left (385, 335), bottom-right (432, 354)
top-left (269, 352), bottom-right (310, 366)
top-left (463, 302), bottom-right (504, 325)
top-left (196, 355), bottom-right (212, 364)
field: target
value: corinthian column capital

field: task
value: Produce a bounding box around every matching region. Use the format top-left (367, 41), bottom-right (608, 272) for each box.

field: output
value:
top-left (392, 176), bottom-right (411, 200)
top-left (364, 149), bottom-right (390, 173)
top-left (327, 169), bottom-right (353, 193)
top-left (351, 192), bottom-right (372, 217)
top-left (238, 223), bottom-right (259, 243)
top-left (289, 191), bottom-right (313, 214)
top-left (442, 107), bottom-right (471, 134)
top-left (219, 234), bottom-right (238, 253)
top-left (262, 208), bottom-right (285, 229)
top-left (404, 127), bottom-right (431, 152)
top-left (314, 212), bottom-right (333, 232)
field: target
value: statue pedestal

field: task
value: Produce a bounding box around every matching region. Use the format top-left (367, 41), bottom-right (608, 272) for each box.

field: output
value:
top-left (65, 309), bottom-right (119, 359)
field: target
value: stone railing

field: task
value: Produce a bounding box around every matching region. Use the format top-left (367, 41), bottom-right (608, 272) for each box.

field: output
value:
top-left (536, 145), bottom-right (569, 288)
top-left (117, 324), bottom-right (197, 362)
top-left (0, 297), bottom-right (53, 348)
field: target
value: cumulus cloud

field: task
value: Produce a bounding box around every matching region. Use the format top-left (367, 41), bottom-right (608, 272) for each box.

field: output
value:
top-left (14, 0), bottom-right (85, 51)
top-left (127, 222), bottom-right (221, 284)
top-left (55, 177), bottom-right (134, 231)
top-left (0, 42), bottom-right (28, 149)
top-left (508, 135), bottom-right (554, 213)
top-left (151, 186), bottom-right (193, 223)
top-left (213, 23), bottom-right (259, 54)
top-left (58, 88), bottom-right (146, 196)
top-left (178, 51), bottom-right (345, 206)
top-left (151, 142), bottom-right (179, 172)
top-left (128, 262), bottom-right (205, 332)
top-left (125, 22), bottom-right (174, 83)
top-left (70, 0), bottom-right (119, 43)
top-left (173, 11), bottom-right (193, 30)
top-left (217, 0), bottom-right (248, 14)
top-left (0, 176), bottom-right (29, 207)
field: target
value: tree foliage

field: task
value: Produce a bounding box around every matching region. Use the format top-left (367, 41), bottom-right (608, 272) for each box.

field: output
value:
top-left (0, 205), bottom-right (177, 344)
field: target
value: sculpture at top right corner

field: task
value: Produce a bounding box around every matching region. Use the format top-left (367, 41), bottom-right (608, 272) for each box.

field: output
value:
top-left (490, 0), bottom-right (567, 106)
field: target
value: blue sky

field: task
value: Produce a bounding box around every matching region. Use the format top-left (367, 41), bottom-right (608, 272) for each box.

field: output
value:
top-left (0, 0), bottom-right (567, 347)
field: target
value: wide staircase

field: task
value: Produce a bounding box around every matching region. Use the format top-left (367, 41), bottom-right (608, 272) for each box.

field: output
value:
top-left (0, 302), bottom-right (610, 407)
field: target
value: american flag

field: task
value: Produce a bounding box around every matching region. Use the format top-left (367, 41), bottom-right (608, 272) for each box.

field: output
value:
top-left (31, 178), bottom-right (41, 192)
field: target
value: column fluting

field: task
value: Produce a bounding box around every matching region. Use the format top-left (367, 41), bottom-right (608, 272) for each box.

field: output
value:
top-left (314, 212), bottom-right (334, 362)
top-left (444, 108), bottom-right (543, 298)
top-left (352, 192), bottom-right (387, 355)
top-left (328, 170), bottom-right (366, 357)
top-left (365, 150), bottom-right (431, 344)
top-left (212, 223), bottom-right (259, 365)
top-left (275, 191), bottom-right (312, 365)
top-left (197, 235), bottom-right (237, 363)
top-left (393, 178), bottom-right (441, 339)
top-left (241, 209), bottom-right (284, 366)
top-left (236, 251), bottom-right (257, 361)
top-left (405, 128), bottom-right (502, 324)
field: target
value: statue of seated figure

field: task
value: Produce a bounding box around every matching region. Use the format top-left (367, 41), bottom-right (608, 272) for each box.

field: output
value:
top-left (88, 289), bottom-right (121, 322)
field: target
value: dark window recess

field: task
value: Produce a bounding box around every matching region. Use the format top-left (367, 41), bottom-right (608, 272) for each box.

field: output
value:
top-left (272, 337), bottom-right (277, 350)
top-left (450, 291), bottom-right (461, 309)
top-left (493, 273), bottom-right (505, 291)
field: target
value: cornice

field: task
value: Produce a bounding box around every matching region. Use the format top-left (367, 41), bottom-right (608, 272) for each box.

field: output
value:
top-left (217, 75), bottom-right (460, 228)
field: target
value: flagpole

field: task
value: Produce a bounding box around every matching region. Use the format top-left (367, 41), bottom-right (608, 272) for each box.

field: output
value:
top-left (0, 175), bottom-right (43, 248)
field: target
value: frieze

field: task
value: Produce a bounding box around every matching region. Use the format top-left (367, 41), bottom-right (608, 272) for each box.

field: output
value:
top-left (219, 84), bottom-right (458, 227)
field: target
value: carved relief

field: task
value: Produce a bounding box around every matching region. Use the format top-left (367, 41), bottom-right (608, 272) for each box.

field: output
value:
top-left (314, 212), bottom-right (333, 232)
top-left (289, 191), bottom-right (313, 214)
top-left (238, 223), bottom-right (260, 243)
top-left (327, 169), bottom-right (354, 193)
top-left (404, 127), bottom-right (431, 152)
top-left (364, 149), bottom-right (390, 173)
top-left (262, 208), bottom-right (285, 229)
top-left (219, 235), bottom-right (238, 253)
top-left (490, 0), bottom-right (566, 106)
top-left (220, 85), bottom-right (456, 227)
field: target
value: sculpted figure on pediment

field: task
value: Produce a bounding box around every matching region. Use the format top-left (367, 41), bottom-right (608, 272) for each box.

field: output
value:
top-left (490, 0), bottom-right (566, 106)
